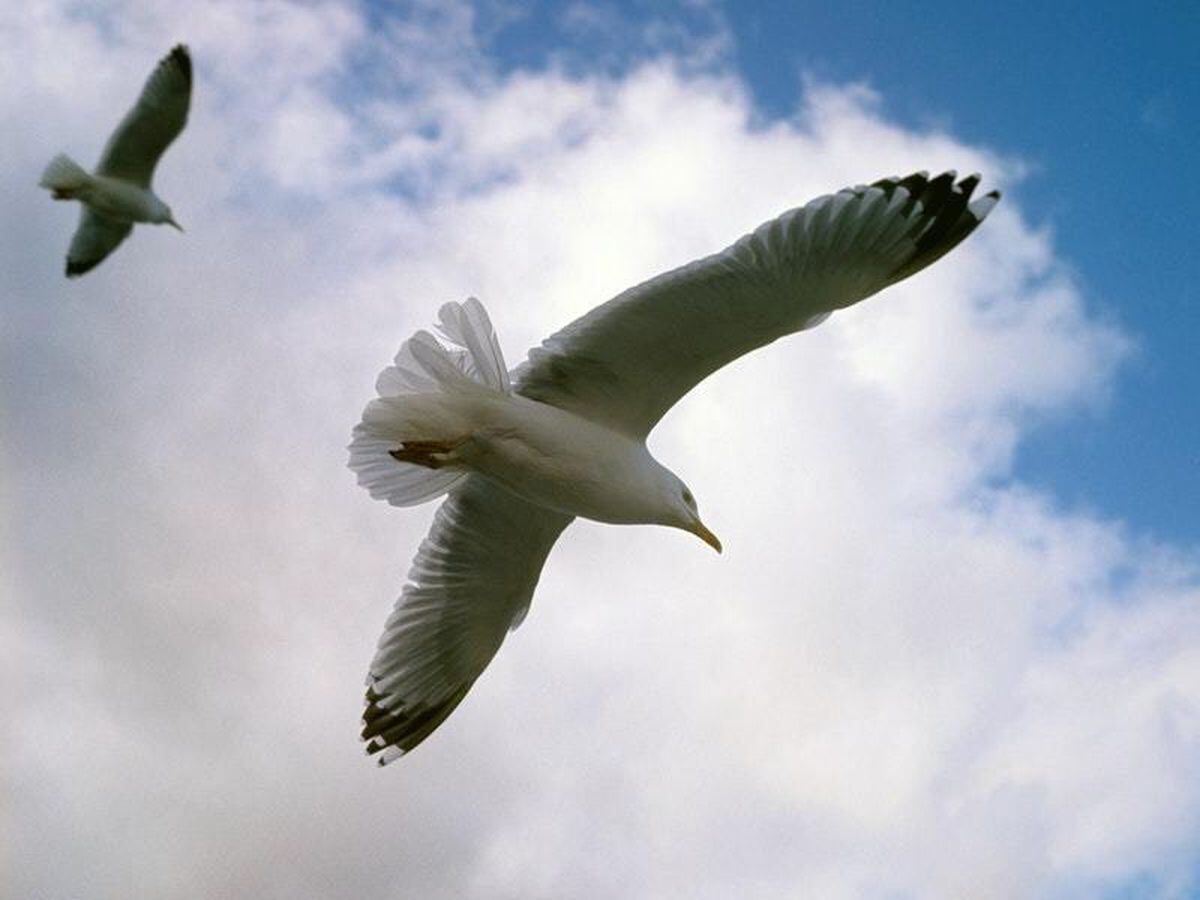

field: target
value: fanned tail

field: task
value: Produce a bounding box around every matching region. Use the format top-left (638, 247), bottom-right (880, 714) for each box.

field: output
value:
top-left (348, 298), bottom-right (510, 507)
top-left (39, 153), bottom-right (91, 200)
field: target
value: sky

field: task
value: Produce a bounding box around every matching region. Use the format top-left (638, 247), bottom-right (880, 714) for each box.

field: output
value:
top-left (481, 0), bottom-right (1200, 545)
top-left (2, 2), bottom-right (1198, 899)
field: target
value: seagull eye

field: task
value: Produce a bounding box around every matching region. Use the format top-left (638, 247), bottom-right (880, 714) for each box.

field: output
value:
top-left (681, 488), bottom-right (694, 508)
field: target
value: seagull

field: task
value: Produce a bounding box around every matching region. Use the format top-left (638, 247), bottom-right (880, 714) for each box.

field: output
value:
top-left (349, 170), bottom-right (1000, 764)
top-left (39, 44), bottom-right (191, 278)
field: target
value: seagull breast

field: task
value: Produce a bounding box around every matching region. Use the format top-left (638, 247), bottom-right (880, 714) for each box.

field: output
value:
top-left (462, 393), bottom-right (671, 525)
top-left (81, 177), bottom-right (163, 224)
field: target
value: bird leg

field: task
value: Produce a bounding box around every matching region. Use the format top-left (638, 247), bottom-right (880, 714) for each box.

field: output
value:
top-left (389, 436), bottom-right (470, 470)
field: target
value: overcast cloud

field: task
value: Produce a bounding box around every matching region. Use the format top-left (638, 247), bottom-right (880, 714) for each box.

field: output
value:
top-left (3, 2), bottom-right (1198, 899)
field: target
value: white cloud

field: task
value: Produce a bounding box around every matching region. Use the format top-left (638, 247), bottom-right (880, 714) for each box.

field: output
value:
top-left (4, 2), bottom-right (1198, 899)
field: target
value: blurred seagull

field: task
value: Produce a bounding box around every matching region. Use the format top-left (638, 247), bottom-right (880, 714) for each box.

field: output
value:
top-left (39, 44), bottom-right (191, 278)
top-left (349, 170), bottom-right (1000, 764)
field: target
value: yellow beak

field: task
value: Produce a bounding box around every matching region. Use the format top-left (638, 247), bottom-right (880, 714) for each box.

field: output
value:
top-left (691, 520), bottom-right (722, 554)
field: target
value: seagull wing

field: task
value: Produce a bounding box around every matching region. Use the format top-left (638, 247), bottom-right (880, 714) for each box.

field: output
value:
top-left (96, 45), bottom-right (192, 187)
top-left (65, 208), bottom-right (133, 277)
top-left (515, 171), bottom-right (1000, 438)
top-left (362, 476), bottom-right (572, 763)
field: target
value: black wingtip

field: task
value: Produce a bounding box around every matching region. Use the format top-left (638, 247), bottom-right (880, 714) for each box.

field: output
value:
top-left (871, 171), bottom-right (933, 216)
top-left (167, 44), bottom-right (192, 85)
top-left (882, 169), bottom-right (1001, 285)
top-left (361, 679), bottom-right (472, 763)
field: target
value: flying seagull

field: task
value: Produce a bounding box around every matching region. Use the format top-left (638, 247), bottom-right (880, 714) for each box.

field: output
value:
top-left (39, 44), bottom-right (191, 277)
top-left (349, 170), bottom-right (1000, 764)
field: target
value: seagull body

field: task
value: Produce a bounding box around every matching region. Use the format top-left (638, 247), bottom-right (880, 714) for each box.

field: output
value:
top-left (350, 170), bottom-right (1000, 763)
top-left (366, 388), bottom-right (705, 533)
top-left (39, 44), bottom-right (191, 277)
top-left (45, 168), bottom-right (173, 224)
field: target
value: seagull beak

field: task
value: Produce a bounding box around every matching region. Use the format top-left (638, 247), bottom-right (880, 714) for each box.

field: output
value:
top-left (167, 217), bottom-right (184, 232)
top-left (690, 519), bottom-right (722, 554)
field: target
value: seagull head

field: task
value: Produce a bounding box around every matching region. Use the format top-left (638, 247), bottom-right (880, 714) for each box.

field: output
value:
top-left (151, 198), bottom-right (184, 231)
top-left (662, 473), bottom-right (721, 553)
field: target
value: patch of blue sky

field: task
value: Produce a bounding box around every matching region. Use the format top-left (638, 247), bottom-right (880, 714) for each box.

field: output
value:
top-left (1089, 865), bottom-right (1198, 900)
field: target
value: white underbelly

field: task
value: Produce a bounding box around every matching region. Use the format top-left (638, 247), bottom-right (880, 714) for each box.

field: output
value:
top-left (462, 394), bottom-right (657, 524)
top-left (85, 178), bottom-right (156, 223)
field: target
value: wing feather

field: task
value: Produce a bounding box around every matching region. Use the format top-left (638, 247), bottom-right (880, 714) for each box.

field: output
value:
top-left (514, 171), bottom-right (1000, 437)
top-left (65, 208), bottom-right (132, 277)
top-left (362, 477), bottom-right (572, 763)
top-left (96, 45), bottom-right (191, 186)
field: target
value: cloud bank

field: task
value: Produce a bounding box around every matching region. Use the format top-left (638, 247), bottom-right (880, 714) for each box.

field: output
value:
top-left (4, 2), bottom-right (1198, 898)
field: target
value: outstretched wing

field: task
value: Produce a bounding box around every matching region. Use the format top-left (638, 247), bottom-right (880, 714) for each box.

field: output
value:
top-left (515, 171), bottom-right (1000, 438)
top-left (362, 476), bottom-right (572, 763)
top-left (65, 208), bottom-right (133, 277)
top-left (96, 44), bottom-right (191, 187)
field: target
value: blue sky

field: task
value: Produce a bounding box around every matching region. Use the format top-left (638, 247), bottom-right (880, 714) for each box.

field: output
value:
top-left (6, 3), bottom-right (1200, 899)
top-left (467, 0), bottom-right (1200, 542)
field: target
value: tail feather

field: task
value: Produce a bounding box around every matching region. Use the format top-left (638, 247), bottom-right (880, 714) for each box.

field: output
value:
top-left (350, 299), bottom-right (509, 507)
top-left (348, 427), bottom-right (465, 506)
top-left (359, 394), bottom-right (479, 447)
top-left (435, 297), bottom-right (510, 391)
top-left (39, 153), bottom-right (91, 199)
top-left (377, 297), bottom-right (509, 397)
